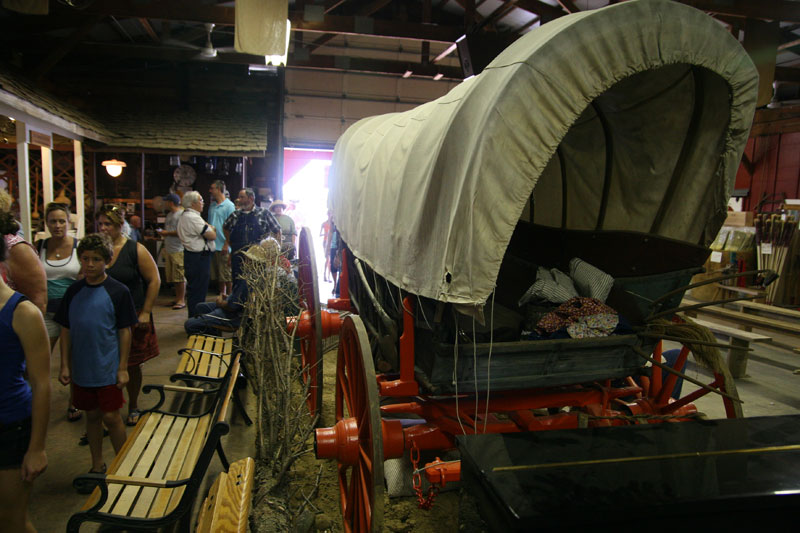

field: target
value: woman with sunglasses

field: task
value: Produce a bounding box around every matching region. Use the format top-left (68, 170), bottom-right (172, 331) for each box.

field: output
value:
top-left (96, 205), bottom-right (161, 427)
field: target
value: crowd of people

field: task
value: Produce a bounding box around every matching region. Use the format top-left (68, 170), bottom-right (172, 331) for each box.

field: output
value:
top-left (0, 183), bottom-right (324, 529)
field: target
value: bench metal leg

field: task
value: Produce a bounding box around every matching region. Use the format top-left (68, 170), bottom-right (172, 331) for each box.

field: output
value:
top-left (233, 387), bottom-right (253, 426)
top-left (727, 337), bottom-right (750, 378)
top-left (216, 442), bottom-right (230, 471)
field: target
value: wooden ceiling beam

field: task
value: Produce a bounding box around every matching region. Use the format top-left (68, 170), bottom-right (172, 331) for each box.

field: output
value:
top-left (289, 11), bottom-right (462, 43)
top-left (305, 0), bottom-right (394, 54)
top-left (678, 1), bottom-right (800, 23)
top-left (62, 42), bottom-right (464, 78)
top-left (82, 1), bottom-right (462, 43)
top-left (287, 53), bottom-right (463, 79)
top-left (556, 0), bottom-right (580, 14)
top-left (512, 0), bottom-right (566, 20)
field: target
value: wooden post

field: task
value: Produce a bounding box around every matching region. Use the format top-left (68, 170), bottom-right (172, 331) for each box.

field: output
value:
top-left (14, 120), bottom-right (31, 240)
top-left (73, 139), bottom-right (85, 238)
top-left (41, 145), bottom-right (54, 211)
top-left (727, 337), bottom-right (750, 379)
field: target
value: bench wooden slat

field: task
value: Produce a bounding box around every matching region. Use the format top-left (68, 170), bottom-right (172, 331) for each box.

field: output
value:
top-left (208, 337), bottom-right (224, 378)
top-left (109, 413), bottom-right (176, 516)
top-left (130, 416), bottom-right (189, 517)
top-left (177, 335), bottom-right (205, 374)
top-left (149, 414), bottom-right (211, 518)
top-left (81, 412), bottom-right (158, 511)
top-left (97, 413), bottom-right (164, 513)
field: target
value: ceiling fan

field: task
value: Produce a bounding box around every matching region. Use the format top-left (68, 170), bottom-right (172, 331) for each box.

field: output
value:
top-left (164, 23), bottom-right (235, 59)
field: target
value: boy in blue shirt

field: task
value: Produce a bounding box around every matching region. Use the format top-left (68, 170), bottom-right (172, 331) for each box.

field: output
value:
top-left (55, 233), bottom-right (138, 489)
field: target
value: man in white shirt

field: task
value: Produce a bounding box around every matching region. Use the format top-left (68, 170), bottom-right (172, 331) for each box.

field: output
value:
top-left (177, 191), bottom-right (216, 317)
top-left (156, 193), bottom-right (186, 309)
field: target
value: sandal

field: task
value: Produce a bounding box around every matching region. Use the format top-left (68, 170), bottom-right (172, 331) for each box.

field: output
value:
top-left (75, 464), bottom-right (107, 494)
top-left (172, 303), bottom-right (186, 310)
top-left (126, 409), bottom-right (142, 427)
top-left (78, 429), bottom-right (109, 446)
top-left (67, 407), bottom-right (82, 422)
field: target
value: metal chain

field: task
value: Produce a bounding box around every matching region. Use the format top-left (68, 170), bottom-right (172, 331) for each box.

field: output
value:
top-left (410, 443), bottom-right (440, 510)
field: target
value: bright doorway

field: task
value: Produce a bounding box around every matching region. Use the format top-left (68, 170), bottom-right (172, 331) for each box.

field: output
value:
top-left (283, 148), bottom-right (334, 303)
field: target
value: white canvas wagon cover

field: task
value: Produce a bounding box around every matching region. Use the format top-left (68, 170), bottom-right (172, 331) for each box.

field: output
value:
top-left (328, 0), bottom-right (758, 312)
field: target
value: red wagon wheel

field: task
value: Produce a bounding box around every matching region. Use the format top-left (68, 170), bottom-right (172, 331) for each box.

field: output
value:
top-left (643, 341), bottom-right (743, 419)
top-left (297, 226), bottom-right (324, 420)
top-left (335, 315), bottom-right (384, 533)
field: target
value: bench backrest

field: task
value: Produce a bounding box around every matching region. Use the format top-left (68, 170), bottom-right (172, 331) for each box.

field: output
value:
top-left (178, 334), bottom-right (235, 379)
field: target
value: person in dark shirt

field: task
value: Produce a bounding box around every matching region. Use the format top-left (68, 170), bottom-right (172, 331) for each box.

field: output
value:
top-left (183, 277), bottom-right (248, 336)
top-left (222, 188), bottom-right (281, 281)
top-left (55, 233), bottom-right (138, 491)
top-left (0, 211), bottom-right (50, 532)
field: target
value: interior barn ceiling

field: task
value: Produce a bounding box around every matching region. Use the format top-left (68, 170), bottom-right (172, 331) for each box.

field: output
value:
top-left (2, 1), bottom-right (800, 122)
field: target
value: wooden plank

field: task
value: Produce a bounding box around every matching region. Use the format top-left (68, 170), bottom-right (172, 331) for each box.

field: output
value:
top-left (208, 337), bottom-right (224, 378)
top-left (150, 415), bottom-right (211, 517)
top-left (223, 457), bottom-right (255, 533)
top-left (97, 413), bottom-right (163, 513)
top-left (683, 300), bottom-right (800, 335)
top-left (196, 472), bottom-right (225, 533)
top-left (729, 300), bottom-right (800, 320)
top-left (81, 412), bottom-right (158, 511)
top-left (689, 318), bottom-right (772, 342)
top-left (107, 413), bottom-right (175, 516)
top-left (177, 335), bottom-right (203, 374)
top-left (130, 416), bottom-right (189, 518)
top-left (714, 283), bottom-right (766, 298)
top-left (196, 457), bottom-right (255, 533)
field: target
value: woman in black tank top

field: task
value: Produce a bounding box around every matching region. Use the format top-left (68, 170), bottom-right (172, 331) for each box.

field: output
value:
top-left (97, 205), bottom-right (161, 427)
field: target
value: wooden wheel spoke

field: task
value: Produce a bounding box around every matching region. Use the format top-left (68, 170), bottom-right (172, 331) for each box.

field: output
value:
top-left (334, 315), bottom-right (385, 532)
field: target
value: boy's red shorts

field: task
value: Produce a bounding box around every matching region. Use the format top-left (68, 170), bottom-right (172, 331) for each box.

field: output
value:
top-left (72, 383), bottom-right (125, 412)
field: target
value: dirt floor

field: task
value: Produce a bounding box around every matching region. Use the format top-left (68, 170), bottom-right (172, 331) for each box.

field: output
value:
top-left (253, 344), bottom-right (464, 533)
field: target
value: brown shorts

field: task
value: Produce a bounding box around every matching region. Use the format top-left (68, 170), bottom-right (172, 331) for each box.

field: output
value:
top-left (211, 251), bottom-right (232, 282)
top-left (72, 383), bottom-right (125, 413)
top-left (129, 312), bottom-right (160, 367)
top-left (164, 251), bottom-right (185, 283)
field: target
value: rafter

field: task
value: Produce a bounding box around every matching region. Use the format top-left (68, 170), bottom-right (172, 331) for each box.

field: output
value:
top-left (289, 11), bottom-right (462, 43)
top-left (288, 53), bottom-right (462, 79)
top-left (556, 0), bottom-right (580, 14)
top-left (305, 0), bottom-right (394, 55)
top-left (512, 0), bottom-right (566, 20)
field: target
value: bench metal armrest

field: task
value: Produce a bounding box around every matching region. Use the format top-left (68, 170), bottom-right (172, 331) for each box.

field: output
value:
top-left (142, 382), bottom-right (221, 414)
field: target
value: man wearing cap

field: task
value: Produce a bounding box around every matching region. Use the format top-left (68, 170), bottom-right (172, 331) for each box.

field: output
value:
top-left (222, 188), bottom-right (281, 280)
top-left (269, 199), bottom-right (297, 260)
top-left (208, 180), bottom-right (235, 298)
top-left (156, 193), bottom-right (186, 309)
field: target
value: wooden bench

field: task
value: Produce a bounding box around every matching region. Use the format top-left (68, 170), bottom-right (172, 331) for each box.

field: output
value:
top-left (66, 354), bottom-right (242, 532)
top-left (682, 298), bottom-right (800, 339)
top-left (195, 457), bottom-right (255, 533)
top-left (726, 299), bottom-right (800, 323)
top-left (174, 334), bottom-right (252, 426)
top-left (682, 317), bottom-right (771, 378)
